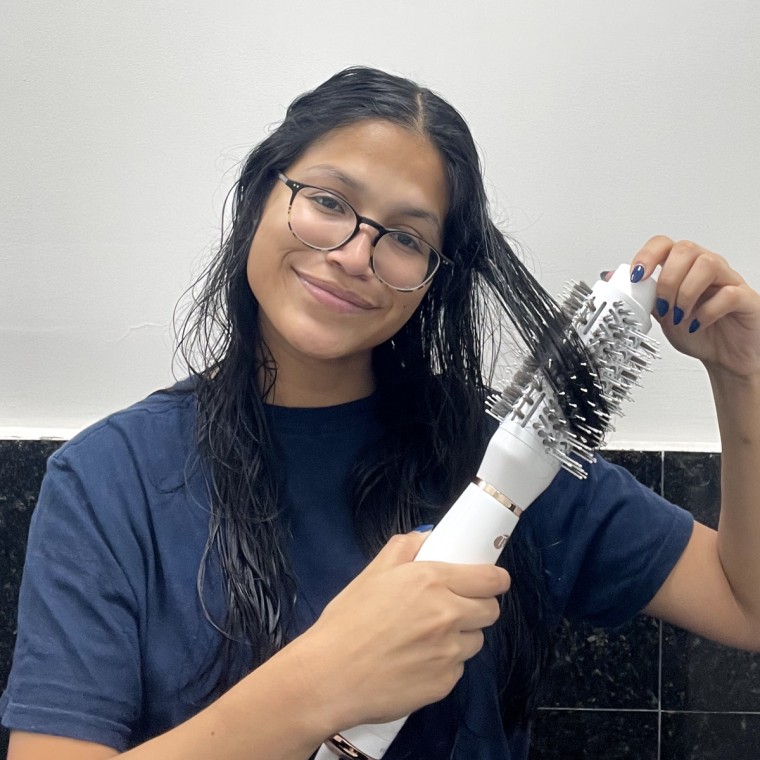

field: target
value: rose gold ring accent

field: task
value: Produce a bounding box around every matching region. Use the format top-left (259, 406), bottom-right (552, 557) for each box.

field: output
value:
top-left (323, 734), bottom-right (378, 760)
top-left (473, 478), bottom-right (523, 517)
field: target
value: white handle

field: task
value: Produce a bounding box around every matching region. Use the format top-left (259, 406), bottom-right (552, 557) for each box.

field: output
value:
top-left (317, 717), bottom-right (408, 760)
top-left (316, 483), bottom-right (515, 759)
top-left (415, 481), bottom-right (520, 563)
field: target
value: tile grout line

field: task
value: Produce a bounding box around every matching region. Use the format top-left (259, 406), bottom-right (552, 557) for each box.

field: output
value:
top-left (536, 707), bottom-right (659, 713)
top-left (657, 450), bottom-right (665, 760)
top-left (535, 707), bottom-right (760, 716)
top-left (661, 710), bottom-right (760, 716)
top-left (657, 618), bottom-right (663, 760)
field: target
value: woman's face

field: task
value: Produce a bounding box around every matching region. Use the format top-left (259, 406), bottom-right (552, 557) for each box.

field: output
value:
top-left (246, 120), bottom-right (448, 369)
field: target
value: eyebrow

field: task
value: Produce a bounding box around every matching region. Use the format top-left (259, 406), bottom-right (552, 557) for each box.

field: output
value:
top-left (302, 164), bottom-right (443, 233)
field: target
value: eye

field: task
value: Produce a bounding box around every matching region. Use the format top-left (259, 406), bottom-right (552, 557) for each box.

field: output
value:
top-left (302, 189), bottom-right (351, 216)
top-left (388, 231), bottom-right (427, 255)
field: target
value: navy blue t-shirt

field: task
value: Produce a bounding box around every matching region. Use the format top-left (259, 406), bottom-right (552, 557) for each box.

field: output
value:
top-left (0, 384), bottom-right (693, 757)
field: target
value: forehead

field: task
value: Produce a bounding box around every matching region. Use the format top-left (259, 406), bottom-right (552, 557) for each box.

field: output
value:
top-left (285, 120), bottom-right (449, 221)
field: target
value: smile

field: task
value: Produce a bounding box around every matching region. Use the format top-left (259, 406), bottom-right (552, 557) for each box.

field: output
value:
top-left (295, 271), bottom-right (377, 313)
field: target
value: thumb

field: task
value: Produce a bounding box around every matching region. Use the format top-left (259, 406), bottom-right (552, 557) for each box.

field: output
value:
top-left (369, 526), bottom-right (433, 570)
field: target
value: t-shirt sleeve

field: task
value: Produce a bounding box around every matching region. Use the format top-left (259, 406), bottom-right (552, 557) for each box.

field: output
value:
top-left (522, 455), bottom-right (694, 629)
top-left (0, 445), bottom-right (143, 750)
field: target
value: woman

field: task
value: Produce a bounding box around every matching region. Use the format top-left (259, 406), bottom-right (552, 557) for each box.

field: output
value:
top-left (3, 66), bottom-right (760, 760)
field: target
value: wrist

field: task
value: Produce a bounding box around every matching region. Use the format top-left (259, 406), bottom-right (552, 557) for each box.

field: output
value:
top-left (199, 636), bottom-right (343, 757)
top-left (707, 364), bottom-right (760, 397)
top-left (267, 630), bottom-right (350, 740)
top-left (707, 366), bottom-right (760, 448)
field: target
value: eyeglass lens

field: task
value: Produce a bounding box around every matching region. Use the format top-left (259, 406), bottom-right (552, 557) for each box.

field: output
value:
top-left (289, 186), bottom-right (438, 290)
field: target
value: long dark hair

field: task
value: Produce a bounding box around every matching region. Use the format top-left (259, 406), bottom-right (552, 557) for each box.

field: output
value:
top-left (176, 66), bottom-right (602, 730)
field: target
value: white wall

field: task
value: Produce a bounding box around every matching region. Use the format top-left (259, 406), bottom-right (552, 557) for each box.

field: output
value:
top-left (2, 0), bottom-right (758, 447)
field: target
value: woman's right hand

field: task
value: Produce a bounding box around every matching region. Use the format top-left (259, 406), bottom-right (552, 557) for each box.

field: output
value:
top-left (7, 534), bottom-right (509, 760)
top-left (287, 530), bottom-right (511, 733)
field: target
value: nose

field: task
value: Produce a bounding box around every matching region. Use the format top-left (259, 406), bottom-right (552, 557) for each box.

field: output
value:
top-left (325, 224), bottom-right (376, 277)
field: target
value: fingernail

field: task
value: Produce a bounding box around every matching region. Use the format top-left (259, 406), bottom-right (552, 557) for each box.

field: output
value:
top-left (689, 319), bottom-right (700, 334)
top-left (413, 524), bottom-right (434, 533)
top-left (655, 298), bottom-right (669, 317)
top-left (673, 306), bottom-right (684, 326)
top-left (630, 264), bottom-right (645, 283)
top-left (599, 270), bottom-right (610, 281)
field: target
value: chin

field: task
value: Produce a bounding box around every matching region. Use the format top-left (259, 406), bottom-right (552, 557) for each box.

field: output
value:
top-left (301, 341), bottom-right (370, 363)
top-left (278, 327), bottom-right (369, 363)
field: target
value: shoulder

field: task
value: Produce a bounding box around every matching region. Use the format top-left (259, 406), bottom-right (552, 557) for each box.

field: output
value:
top-left (520, 452), bottom-right (689, 553)
top-left (25, 378), bottom-right (208, 584)
top-left (523, 453), bottom-right (693, 626)
top-left (527, 453), bottom-right (664, 524)
top-left (50, 378), bottom-right (199, 493)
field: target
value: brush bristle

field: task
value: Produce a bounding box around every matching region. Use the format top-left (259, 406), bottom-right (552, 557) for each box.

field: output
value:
top-left (487, 280), bottom-right (658, 478)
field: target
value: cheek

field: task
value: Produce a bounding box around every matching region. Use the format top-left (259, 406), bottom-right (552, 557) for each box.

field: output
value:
top-left (245, 246), bottom-right (261, 300)
top-left (246, 228), bottom-right (278, 297)
top-left (245, 199), bottom-right (288, 290)
top-left (246, 239), bottom-right (260, 279)
top-left (405, 287), bottom-right (430, 313)
top-left (389, 290), bottom-right (428, 330)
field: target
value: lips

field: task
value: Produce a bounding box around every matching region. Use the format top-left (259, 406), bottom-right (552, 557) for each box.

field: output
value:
top-left (296, 271), bottom-right (377, 311)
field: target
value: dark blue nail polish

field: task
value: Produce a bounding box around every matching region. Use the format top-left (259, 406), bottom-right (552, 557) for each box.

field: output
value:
top-left (655, 298), bottom-right (669, 317)
top-left (689, 319), bottom-right (700, 334)
top-left (673, 306), bottom-right (684, 326)
top-left (413, 524), bottom-right (434, 532)
top-left (630, 265), bottom-right (645, 283)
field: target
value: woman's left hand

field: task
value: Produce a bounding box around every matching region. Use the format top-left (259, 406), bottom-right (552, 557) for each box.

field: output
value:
top-left (633, 237), bottom-right (760, 653)
top-left (626, 235), bottom-right (760, 379)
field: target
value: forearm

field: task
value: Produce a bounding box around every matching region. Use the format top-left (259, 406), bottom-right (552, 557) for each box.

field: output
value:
top-left (119, 640), bottom-right (332, 760)
top-left (708, 366), bottom-right (760, 623)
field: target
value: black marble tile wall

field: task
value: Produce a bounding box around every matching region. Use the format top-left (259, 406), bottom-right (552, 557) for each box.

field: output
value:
top-left (0, 440), bottom-right (62, 758)
top-left (1, 443), bottom-right (759, 758)
top-left (530, 450), bottom-right (760, 760)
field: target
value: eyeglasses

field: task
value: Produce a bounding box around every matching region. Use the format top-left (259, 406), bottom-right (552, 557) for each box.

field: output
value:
top-left (277, 173), bottom-right (451, 291)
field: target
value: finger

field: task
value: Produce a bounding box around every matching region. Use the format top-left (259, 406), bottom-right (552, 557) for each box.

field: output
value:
top-left (661, 250), bottom-right (731, 328)
top-left (627, 234), bottom-right (675, 282)
top-left (458, 629), bottom-right (486, 661)
top-left (429, 562), bottom-right (511, 598)
top-left (656, 244), bottom-right (742, 327)
top-left (653, 241), bottom-right (704, 323)
top-left (689, 285), bottom-right (755, 332)
top-left (369, 532), bottom-right (430, 570)
top-left (455, 596), bottom-right (502, 631)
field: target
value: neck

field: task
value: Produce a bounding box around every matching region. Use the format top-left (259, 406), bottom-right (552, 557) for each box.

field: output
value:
top-left (259, 347), bottom-right (375, 408)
